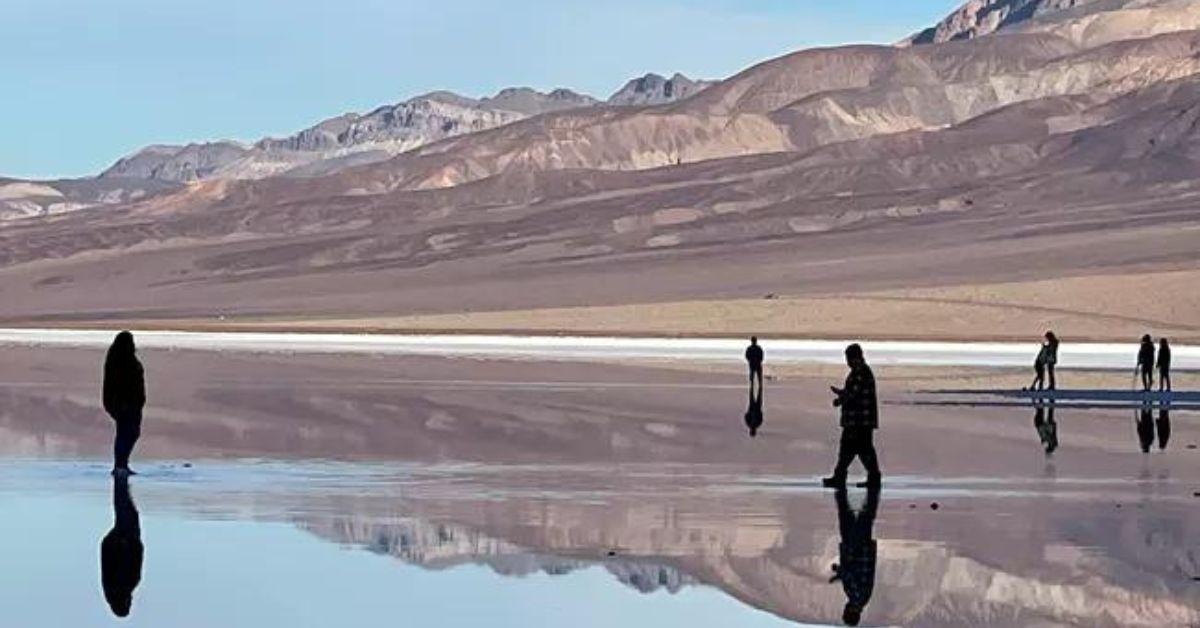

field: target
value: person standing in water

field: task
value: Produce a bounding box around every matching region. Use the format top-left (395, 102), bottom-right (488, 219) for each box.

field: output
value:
top-left (103, 331), bottom-right (145, 476)
top-left (1029, 331), bottom-right (1059, 391)
top-left (1158, 338), bottom-right (1172, 393)
top-left (1043, 332), bottom-right (1059, 390)
top-left (745, 336), bottom-right (764, 397)
top-left (824, 344), bottom-right (881, 489)
top-left (1137, 335), bottom-right (1156, 393)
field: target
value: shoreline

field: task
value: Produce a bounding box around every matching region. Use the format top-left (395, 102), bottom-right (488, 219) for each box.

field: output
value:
top-left (2, 327), bottom-right (1198, 370)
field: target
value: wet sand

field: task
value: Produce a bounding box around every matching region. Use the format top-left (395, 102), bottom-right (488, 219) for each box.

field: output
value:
top-left (0, 346), bottom-right (1197, 626)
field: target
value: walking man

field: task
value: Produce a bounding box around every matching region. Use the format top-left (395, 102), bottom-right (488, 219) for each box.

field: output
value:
top-left (824, 344), bottom-right (882, 489)
top-left (745, 336), bottom-right (764, 397)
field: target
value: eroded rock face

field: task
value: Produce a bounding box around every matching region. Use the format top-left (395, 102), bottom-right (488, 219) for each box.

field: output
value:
top-left (902, 0), bottom-right (1187, 45)
top-left (607, 73), bottom-right (715, 107)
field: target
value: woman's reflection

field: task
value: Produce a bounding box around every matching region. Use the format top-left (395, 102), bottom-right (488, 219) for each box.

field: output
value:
top-left (100, 475), bottom-right (144, 617)
top-left (829, 486), bottom-right (880, 626)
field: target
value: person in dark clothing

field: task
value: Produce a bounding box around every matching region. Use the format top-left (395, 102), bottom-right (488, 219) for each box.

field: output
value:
top-left (823, 344), bottom-right (881, 489)
top-left (1137, 335), bottom-right (1155, 393)
top-left (1157, 403), bottom-right (1171, 451)
top-left (1043, 332), bottom-right (1059, 391)
top-left (103, 331), bottom-right (146, 476)
top-left (745, 336), bottom-right (764, 397)
top-left (1033, 401), bottom-right (1058, 455)
top-left (1136, 403), bottom-right (1155, 453)
top-left (1158, 338), bottom-right (1172, 393)
top-left (744, 385), bottom-right (764, 438)
top-left (100, 474), bottom-right (144, 618)
top-left (1028, 331), bottom-right (1059, 391)
top-left (829, 486), bottom-right (880, 626)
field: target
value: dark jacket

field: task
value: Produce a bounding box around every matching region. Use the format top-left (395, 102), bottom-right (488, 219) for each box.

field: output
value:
top-left (103, 357), bottom-right (145, 420)
top-left (1138, 343), bottom-right (1155, 369)
top-left (745, 345), bottom-right (764, 368)
top-left (1158, 345), bottom-right (1172, 370)
top-left (840, 364), bottom-right (878, 429)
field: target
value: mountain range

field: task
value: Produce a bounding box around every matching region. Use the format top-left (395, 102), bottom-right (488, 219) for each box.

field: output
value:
top-left (2, 0), bottom-right (1200, 336)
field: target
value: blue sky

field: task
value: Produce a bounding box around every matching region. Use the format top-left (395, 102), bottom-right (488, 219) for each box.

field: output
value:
top-left (2, 0), bottom-right (959, 179)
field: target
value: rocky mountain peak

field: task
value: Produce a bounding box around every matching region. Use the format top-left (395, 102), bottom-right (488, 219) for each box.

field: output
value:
top-left (607, 72), bottom-right (715, 106)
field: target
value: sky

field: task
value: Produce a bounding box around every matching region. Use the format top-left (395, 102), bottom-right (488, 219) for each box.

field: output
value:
top-left (2, 0), bottom-right (960, 179)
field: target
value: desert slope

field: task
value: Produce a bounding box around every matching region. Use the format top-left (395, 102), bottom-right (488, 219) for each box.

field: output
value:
top-left (1, 1), bottom-right (1200, 336)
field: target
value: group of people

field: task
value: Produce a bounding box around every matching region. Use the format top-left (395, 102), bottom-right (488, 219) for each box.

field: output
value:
top-left (1137, 334), bottom-right (1173, 392)
top-left (1028, 330), bottom-right (1173, 392)
top-left (100, 329), bottom-right (1184, 626)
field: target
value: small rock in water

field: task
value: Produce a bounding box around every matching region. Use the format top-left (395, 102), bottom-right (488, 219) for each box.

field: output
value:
top-left (909, 504), bottom-right (917, 509)
top-left (1187, 444), bottom-right (1197, 450)
top-left (930, 502), bottom-right (940, 511)
top-left (1192, 491), bottom-right (1200, 498)
top-left (764, 293), bottom-right (776, 300)
top-left (607, 550), bottom-right (617, 557)
top-left (182, 462), bottom-right (192, 468)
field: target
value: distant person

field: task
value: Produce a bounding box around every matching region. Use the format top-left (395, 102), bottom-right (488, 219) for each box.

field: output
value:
top-left (1028, 331), bottom-right (1059, 391)
top-left (100, 475), bottom-right (144, 618)
top-left (1137, 335), bottom-right (1155, 392)
top-left (1136, 403), bottom-right (1155, 453)
top-left (1043, 332), bottom-right (1059, 390)
top-left (824, 344), bottom-right (881, 489)
top-left (745, 336), bottom-right (764, 396)
top-left (744, 386), bottom-right (764, 438)
top-left (829, 486), bottom-right (880, 626)
top-left (1157, 403), bottom-right (1171, 451)
top-left (1158, 338), bottom-right (1172, 392)
top-left (1033, 401), bottom-right (1058, 455)
top-left (103, 331), bottom-right (145, 476)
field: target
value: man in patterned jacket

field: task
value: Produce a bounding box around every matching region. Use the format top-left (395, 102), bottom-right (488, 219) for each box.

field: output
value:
top-left (823, 344), bottom-right (882, 488)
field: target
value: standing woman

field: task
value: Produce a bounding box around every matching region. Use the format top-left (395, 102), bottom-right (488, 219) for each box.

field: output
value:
top-left (1158, 338), bottom-right (1172, 393)
top-left (103, 332), bottom-right (146, 476)
top-left (1043, 332), bottom-right (1060, 391)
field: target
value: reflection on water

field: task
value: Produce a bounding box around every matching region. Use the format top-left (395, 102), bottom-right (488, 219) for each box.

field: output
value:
top-left (99, 475), bottom-right (143, 617)
top-left (1, 461), bottom-right (1195, 627)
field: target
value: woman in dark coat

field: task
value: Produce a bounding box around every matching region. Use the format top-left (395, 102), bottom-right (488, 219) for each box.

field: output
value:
top-left (103, 331), bottom-right (145, 475)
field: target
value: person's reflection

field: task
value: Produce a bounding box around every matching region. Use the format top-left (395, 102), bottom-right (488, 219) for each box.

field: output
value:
top-left (1156, 403), bottom-right (1171, 450)
top-left (1033, 400), bottom-right (1058, 455)
top-left (1136, 403), bottom-right (1155, 453)
top-left (829, 487), bottom-right (880, 626)
top-left (100, 475), bottom-right (144, 617)
top-left (744, 385), bottom-right (764, 438)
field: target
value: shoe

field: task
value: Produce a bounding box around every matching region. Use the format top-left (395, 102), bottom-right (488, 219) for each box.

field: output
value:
top-left (856, 478), bottom-right (882, 489)
top-left (821, 476), bottom-right (846, 488)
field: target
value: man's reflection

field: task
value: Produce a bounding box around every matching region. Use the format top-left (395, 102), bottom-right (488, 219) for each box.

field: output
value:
top-left (1033, 401), bottom-right (1058, 455)
top-left (100, 475), bottom-right (144, 617)
top-left (1137, 403), bottom-right (1155, 453)
top-left (744, 385), bottom-right (764, 438)
top-left (829, 487), bottom-right (880, 626)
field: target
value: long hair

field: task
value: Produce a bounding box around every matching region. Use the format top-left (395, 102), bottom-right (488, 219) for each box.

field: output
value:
top-left (105, 331), bottom-right (137, 371)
